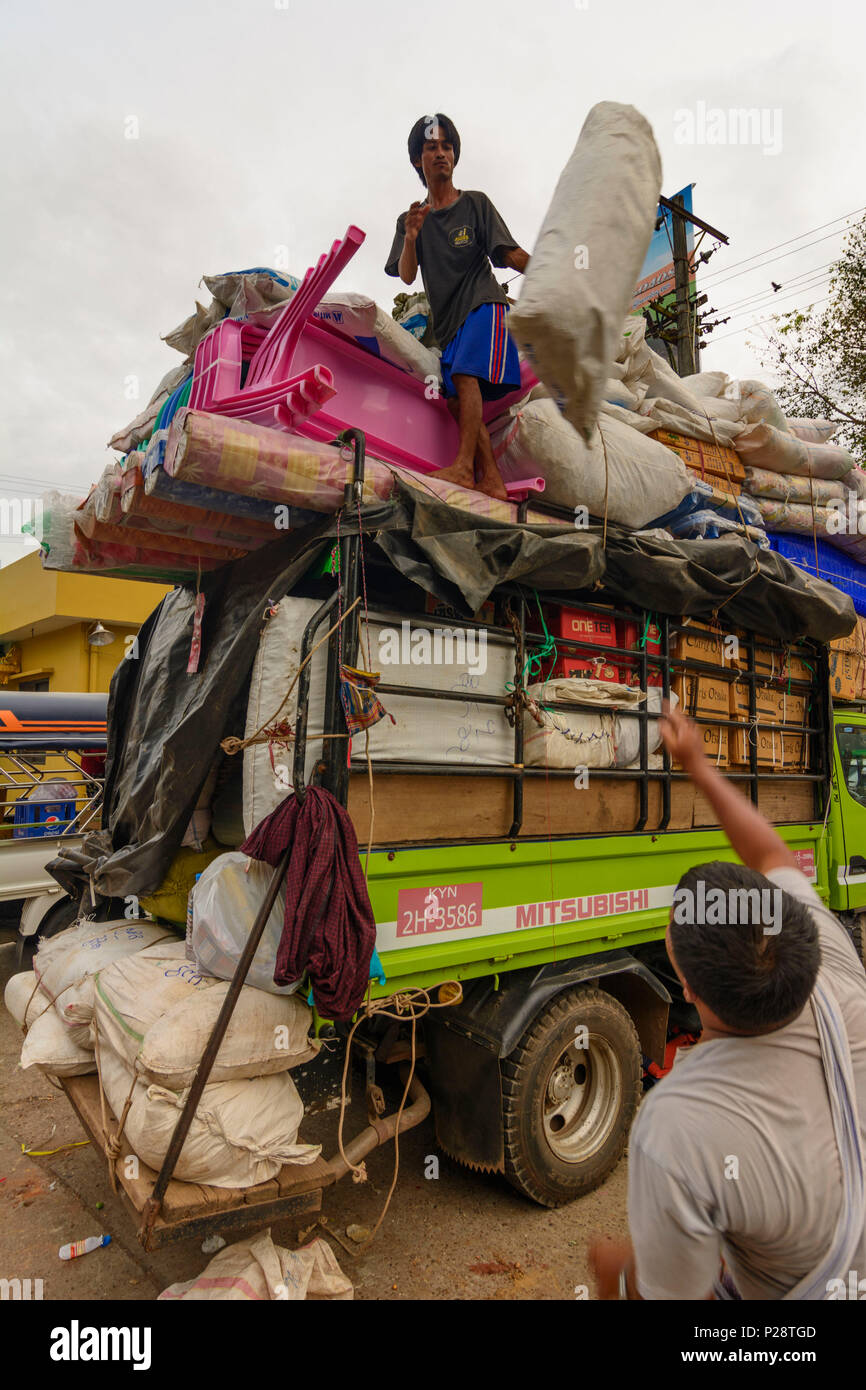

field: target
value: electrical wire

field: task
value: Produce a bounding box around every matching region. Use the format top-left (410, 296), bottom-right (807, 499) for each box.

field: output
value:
top-left (718, 272), bottom-right (832, 323)
top-left (700, 226), bottom-right (857, 294)
top-left (699, 206), bottom-right (865, 287)
top-left (713, 260), bottom-right (836, 315)
top-left (705, 295), bottom-right (830, 347)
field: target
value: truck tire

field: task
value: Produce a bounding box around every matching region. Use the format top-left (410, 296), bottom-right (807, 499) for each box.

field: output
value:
top-left (14, 894), bottom-right (79, 973)
top-left (850, 914), bottom-right (866, 970)
top-left (502, 985), bottom-right (642, 1207)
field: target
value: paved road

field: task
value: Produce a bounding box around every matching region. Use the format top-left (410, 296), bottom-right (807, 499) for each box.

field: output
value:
top-left (0, 931), bottom-right (631, 1301)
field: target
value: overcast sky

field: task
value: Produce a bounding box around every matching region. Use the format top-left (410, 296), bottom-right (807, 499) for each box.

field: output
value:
top-left (1, 0), bottom-right (863, 567)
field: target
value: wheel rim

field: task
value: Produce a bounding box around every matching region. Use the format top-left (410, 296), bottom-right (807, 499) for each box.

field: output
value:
top-left (542, 1034), bottom-right (622, 1163)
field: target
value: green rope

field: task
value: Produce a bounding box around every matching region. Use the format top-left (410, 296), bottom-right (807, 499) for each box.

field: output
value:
top-left (505, 591), bottom-right (558, 696)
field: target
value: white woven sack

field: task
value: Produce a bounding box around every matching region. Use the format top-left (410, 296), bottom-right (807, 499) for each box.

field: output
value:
top-left (98, 1045), bottom-right (320, 1188)
top-left (93, 941), bottom-right (317, 1089)
top-left (491, 397), bottom-right (691, 523)
top-left (19, 1007), bottom-right (96, 1077)
top-left (33, 919), bottom-right (176, 1048)
top-left (734, 423), bottom-right (854, 480)
top-left (508, 102), bottom-right (661, 439)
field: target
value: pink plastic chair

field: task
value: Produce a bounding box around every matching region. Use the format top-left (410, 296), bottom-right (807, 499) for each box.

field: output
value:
top-left (189, 226), bottom-right (543, 498)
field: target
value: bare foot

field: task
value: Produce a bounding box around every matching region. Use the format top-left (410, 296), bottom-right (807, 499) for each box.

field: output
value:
top-left (433, 457), bottom-right (476, 489)
top-left (473, 459), bottom-right (509, 503)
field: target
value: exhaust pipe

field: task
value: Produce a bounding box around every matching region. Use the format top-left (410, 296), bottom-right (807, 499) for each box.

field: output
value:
top-left (324, 1070), bottom-right (430, 1182)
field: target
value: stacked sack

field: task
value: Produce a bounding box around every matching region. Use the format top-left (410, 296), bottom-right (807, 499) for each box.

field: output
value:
top-left (90, 940), bottom-right (321, 1187)
top-left (4, 920), bottom-right (176, 1076)
top-left (4, 918), bottom-right (323, 1189)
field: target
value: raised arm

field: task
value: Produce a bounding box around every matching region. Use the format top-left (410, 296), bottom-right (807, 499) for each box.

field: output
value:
top-left (659, 702), bottom-right (796, 875)
top-left (397, 201), bottom-right (429, 284)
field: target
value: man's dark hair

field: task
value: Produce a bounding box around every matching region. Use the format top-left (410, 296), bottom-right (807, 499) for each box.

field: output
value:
top-left (669, 861), bottom-right (820, 1032)
top-left (407, 113), bottom-right (461, 186)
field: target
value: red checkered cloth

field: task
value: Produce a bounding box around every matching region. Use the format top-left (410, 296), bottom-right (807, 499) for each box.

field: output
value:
top-left (240, 786), bottom-right (376, 1022)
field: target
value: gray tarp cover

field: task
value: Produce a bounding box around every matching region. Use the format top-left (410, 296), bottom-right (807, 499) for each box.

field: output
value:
top-left (48, 480), bottom-right (855, 902)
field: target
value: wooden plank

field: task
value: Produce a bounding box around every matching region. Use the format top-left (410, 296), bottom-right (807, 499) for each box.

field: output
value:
top-left (693, 778), bottom-right (817, 828)
top-left (60, 1074), bottom-right (329, 1225)
top-left (274, 1154), bottom-right (335, 1196)
top-left (348, 773), bottom-right (512, 843)
top-left (349, 771), bottom-right (699, 843)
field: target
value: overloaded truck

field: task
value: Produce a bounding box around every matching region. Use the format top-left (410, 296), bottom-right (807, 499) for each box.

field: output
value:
top-left (10, 445), bottom-right (866, 1248)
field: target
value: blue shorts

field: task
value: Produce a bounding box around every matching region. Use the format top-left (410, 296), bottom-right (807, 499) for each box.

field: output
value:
top-left (440, 302), bottom-right (521, 401)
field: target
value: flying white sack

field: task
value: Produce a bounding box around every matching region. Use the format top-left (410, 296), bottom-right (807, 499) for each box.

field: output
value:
top-left (508, 102), bottom-right (662, 440)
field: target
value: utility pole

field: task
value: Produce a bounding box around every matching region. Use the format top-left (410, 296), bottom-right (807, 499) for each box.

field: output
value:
top-left (649, 194), bottom-right (728, 377)
top-left (671, 194), bottom-right (696, 376)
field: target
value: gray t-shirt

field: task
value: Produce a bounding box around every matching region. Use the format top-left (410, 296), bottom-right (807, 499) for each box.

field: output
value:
top-left (628, 866), bottom-right (866, 1299)
top-left (385, 190), bottom-right (518, 349)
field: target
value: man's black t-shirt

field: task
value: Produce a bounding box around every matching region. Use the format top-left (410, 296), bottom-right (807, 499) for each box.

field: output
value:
top-left (385, 189), bottom-right (518, 348)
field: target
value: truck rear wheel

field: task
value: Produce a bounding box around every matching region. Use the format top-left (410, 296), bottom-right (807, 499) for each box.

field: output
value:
top-left (14, 894), bottom-right (79, 972)
top-left (502, 985), bottom-right (641, 1207)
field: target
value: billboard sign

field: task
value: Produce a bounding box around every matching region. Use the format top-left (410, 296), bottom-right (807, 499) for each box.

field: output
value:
top-left (632, 184), bottom-right (695, 310)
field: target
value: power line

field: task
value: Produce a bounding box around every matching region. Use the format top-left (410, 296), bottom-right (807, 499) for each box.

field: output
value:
top-left (702, 226), bottom-right (856, 294)
top-left (699, 206), bottom-right (865, 286)
top-left (713, 259), bottom-right (835, 315)
top-left (718, 272), bottom-right (832, 323)
top-left (706, 294), bottom-right (830, 347)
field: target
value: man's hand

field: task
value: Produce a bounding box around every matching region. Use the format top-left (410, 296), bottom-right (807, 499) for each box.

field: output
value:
top-left (588, 1235), bottom-right (638, 1299)
top-left (404, 201), bottom-right (430, 242)
top-left (659, 700), bottom-right (706, 778)
top-left (659, 699), bottom-right (795, 875)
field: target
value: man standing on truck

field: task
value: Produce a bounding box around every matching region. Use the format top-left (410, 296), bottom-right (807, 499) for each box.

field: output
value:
top-left (385, 113), bottom-right (531, 502)
top-left (590, 702), bottom-right (866, 1300)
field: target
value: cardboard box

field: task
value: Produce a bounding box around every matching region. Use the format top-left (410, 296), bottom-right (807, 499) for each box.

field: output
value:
top-left (672, 671), bottom-right (732, 718)
top-left (618, 617), bottom-right (664, 687)
top-left (728, 686), bottom-right (809, 771)
top-left (730, 723), bottom-right (805, 770)
top-left (559, 655), bottom-right (620, 683)
top-left (831, 615), bottom-right (866, 656)
top-left (829, 647), bottom-right (865, 703)
top-left (737, 645), bottom-right (813, 682)
top-left (649, 429), bottom-right (745, 482)
top-left (700, 723), bottom-right (728, 768)
top-left (729, 682), bottom-right (800, 722)
top-left (671, 620), bottom-right (736, 670)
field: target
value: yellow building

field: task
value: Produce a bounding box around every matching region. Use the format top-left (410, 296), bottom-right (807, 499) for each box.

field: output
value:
top-left (0, 551), bottom-right (171, 692)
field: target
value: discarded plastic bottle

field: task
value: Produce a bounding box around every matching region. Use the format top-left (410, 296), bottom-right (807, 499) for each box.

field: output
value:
top-left (59, 1234), bottom-right (111, 1260)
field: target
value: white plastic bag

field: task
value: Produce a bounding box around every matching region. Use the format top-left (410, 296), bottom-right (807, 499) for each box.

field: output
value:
top-left (159, 1229), bottom-right (352, 1300)
top-left (508, 102), bottom-right (661, 439)
top-left (98, 1045), bottom-right (320, 1188)
top-left (93, 941), bottom-right (318, 1089)
top-left (191, 852), bottom-right (301, 996)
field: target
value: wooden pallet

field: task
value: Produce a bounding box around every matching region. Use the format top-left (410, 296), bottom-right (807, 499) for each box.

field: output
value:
top-left (61, 1074), bottom-right (334, 1250)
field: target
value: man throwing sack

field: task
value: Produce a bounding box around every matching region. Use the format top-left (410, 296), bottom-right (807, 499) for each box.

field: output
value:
top-left (385, 113), bottom-right (530, 501)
